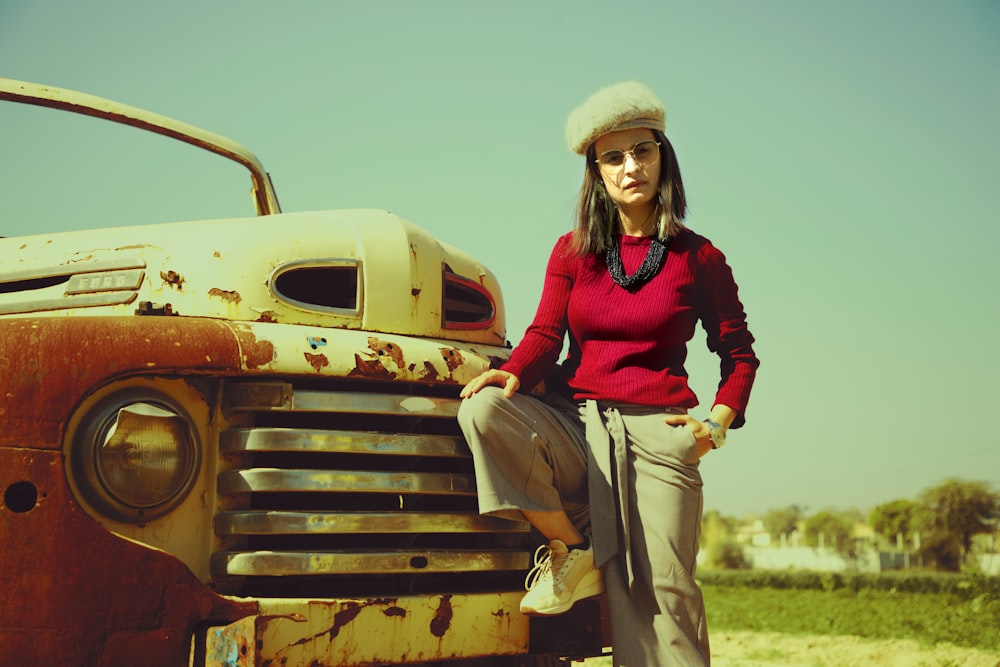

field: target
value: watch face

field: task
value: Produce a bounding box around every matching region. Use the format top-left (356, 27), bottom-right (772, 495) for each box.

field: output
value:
top-left (712, 429), bottom-right (726, 448)
top-left (706, 420), bottom-right (726, 448)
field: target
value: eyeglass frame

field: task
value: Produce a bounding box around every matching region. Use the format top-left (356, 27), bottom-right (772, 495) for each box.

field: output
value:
top-left (594, 140), bottom-right (662, 171)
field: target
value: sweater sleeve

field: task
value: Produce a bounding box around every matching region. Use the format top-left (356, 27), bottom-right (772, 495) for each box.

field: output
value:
top-left (500, 235), bottom-right (574, 392)
top-left (696, 241), bottom-right (759, 428)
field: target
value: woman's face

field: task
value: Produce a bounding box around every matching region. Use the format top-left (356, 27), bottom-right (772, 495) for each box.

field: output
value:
top-left (593, 127), bottom-right (661, 211)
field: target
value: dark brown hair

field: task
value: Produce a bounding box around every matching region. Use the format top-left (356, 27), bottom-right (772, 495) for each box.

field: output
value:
top-left (568, 130), bottom-right (687, 256)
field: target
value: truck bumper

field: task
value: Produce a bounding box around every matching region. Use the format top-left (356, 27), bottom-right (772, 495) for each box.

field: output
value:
top-left (203, 593), bottom-right (529, 666)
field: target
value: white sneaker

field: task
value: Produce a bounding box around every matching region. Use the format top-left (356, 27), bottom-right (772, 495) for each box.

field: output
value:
top-left (519, 539), bottom-right (604, 616)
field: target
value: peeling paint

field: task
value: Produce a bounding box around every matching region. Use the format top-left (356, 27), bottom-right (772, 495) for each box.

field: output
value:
top-left (207, 626), bottom-right (252, 666)
top-left (439, 348), bottom-right (463, 372)
top-left (349, 353), bottom-right (396, 380)
top-left (419, 361), bottom-right (439, 381)
top-left (209, 287), bottom-right (242, 304)
top-left (368, 337), bottom-right (404, 368)
top-left (234, 325), bottom-right (276, 369)
top-left (255, 310), bottom-right (278, 323)
top-left (304, 352), bottom-right (329, 373)
top-left (160, 269), bottom-right (185, 289)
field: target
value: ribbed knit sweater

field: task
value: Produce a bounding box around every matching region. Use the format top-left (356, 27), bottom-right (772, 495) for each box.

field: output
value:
top-left (502, 229), bottom-right (759, 427)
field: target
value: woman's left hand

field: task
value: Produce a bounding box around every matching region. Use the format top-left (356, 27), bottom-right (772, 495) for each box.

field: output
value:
top-left (663, 414), bottom-right (714, 459)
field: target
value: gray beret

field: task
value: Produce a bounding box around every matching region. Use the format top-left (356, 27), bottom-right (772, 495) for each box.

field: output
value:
top-left (565, 81), bottom-right (666, 155)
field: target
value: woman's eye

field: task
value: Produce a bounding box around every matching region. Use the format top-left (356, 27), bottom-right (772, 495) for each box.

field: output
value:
top-left (634, 144), bottom-right (654, 159)
top-left (602, 152), bottom-right (625, 166)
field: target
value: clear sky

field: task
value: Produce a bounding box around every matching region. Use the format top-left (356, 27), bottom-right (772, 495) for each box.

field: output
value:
top-left (2, 0), bottom-right (998, 518)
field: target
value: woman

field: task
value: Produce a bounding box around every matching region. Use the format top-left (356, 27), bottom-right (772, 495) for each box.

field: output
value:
top-left (458, 81), bottom-right (759, 665)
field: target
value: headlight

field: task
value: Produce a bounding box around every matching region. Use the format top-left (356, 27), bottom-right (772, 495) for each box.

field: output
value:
top-left (70, 391), bottom-right (199, 523)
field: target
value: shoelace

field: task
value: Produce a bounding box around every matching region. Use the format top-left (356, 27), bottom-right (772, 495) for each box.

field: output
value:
top-left (524, 543), bottom-right (569, 591)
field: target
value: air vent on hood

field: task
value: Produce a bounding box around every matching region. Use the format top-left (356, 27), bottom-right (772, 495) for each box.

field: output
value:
top-left (442, 268), bottom-right (495, 330)
top-left (269, 260), bottom-right (361, 315)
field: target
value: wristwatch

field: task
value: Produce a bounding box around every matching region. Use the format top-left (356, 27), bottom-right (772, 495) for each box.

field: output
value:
top-left (703, 419), bottom-right (727, 449)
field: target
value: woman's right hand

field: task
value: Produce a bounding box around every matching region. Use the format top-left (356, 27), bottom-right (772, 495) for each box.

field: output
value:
top-left (459, 369), bottom-right (521, 399)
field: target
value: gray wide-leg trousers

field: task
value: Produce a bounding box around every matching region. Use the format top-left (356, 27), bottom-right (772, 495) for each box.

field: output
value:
top-left (457, 387), bottom-right (710, 666)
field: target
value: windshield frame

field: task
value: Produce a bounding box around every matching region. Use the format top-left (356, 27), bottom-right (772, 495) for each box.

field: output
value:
top-left (0, 78), bottom-right (281, 217)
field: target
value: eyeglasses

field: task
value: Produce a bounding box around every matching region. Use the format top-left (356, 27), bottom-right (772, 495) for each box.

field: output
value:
top-left (595, 140), bottom-right (661, 171)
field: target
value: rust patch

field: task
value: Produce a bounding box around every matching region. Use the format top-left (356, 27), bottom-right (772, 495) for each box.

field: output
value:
top-left (430, 595), bottom-right (453, 638)
top-left (208, 287), bottom-right (242, 304)
top-left (0, 317), bottom-right (243, 448)
top-left (256, 310), bottom-right (278, 323)
top-left (439, 348), bottom-right (463, 372)
top-left (348, 353), bottom-right (396, 380)
top-left (287, 602), bottom-right (365, 648)
top-left (234, 325), bottom-right (276, 370)
top-left (304, 352), bottom-right (329, 373)
top-left (368, 337), bottom-right (404, 368)
top-left (160, 270), bottom-right (185, 289)
top-left (383, 606), bottom-right (407, 618)
top-left (493, 606), bottom-right (514, 637)
top-left (329, 603), bottom-right (364, 640)
top-left (0, 448), bottom-right (257, 666)
top-left (419, 361), bottom-right (440, 382)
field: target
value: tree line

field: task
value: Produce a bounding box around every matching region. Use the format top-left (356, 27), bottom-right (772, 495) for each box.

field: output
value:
top-left (702, 478), bottom-right (999, 572)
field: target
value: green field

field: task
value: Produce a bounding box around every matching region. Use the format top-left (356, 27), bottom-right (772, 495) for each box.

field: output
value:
top-left (699, 571), bottom-right (1000, 651)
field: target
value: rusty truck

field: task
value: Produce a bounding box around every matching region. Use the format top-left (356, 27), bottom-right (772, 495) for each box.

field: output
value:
top-left (0, 78), bottom-right (607, 667)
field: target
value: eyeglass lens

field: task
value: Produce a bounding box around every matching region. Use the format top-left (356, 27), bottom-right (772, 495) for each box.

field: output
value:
top-left (598, 141), bottom-right (660, 168)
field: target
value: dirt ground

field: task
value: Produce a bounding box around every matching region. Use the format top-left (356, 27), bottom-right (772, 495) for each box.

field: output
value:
top-left (582, 630), bottom-right (1000, 666)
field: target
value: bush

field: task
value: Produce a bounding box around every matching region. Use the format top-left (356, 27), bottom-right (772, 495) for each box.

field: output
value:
top-left (704, 539), bottom-right (749, 570)
top-left (699, 570), bottom-right (1000, 651)
top-left (697, 569), bottom-right (1000, 598)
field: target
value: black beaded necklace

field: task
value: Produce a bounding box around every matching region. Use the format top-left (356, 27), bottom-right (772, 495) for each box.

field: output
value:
top-left (605, 235), bottom-right (668, 290)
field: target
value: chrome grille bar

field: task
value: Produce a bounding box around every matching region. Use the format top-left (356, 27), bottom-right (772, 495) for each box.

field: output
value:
top-left (215, 510), bottom-right (528, 535)
top-left (289, 390), bottom-right (460, 418)
top-left (216, 550), bottom-right (530, 577)
top-left (221, 428), bottom-right (470, 458)
top-left (224, 383), bottom-right (461, 418)
top-left (218, 469), bottom-right (477, 495)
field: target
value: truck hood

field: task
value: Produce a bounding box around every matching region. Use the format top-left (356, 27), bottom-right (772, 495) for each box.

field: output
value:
top-left (0, 210), bottom-right (507, 347)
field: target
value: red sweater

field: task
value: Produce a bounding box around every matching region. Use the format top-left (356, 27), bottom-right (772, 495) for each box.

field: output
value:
top-left (502, 229), bottom-right (759, 427)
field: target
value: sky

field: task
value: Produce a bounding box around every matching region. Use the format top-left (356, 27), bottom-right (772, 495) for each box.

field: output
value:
top-left (2, 0), bottom-right (998, 519)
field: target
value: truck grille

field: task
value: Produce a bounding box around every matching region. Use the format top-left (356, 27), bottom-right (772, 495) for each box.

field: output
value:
top-left (212, 381), bottom-right (531, 598)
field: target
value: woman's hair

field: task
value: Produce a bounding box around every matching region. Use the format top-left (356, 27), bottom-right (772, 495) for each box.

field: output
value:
top-left (568, 129), bottom-right (687, 256)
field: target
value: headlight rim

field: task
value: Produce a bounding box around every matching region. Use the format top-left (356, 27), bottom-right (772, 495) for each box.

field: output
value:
top-left (69, 388), bottom-right (201, 524)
